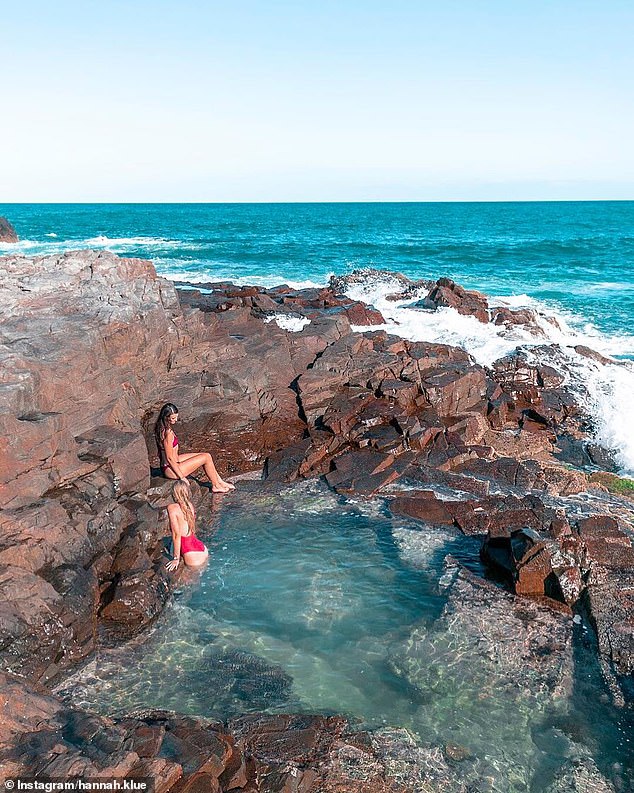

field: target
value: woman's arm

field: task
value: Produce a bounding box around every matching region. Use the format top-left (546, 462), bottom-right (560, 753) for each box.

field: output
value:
top-left (164, 430), bottom-right (187, 480)
top-left (165, 509), bottom-right (182, 572)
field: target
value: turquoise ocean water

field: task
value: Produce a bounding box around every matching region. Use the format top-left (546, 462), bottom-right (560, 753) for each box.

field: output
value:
top-left (2, 201), bottom-right (633, 337)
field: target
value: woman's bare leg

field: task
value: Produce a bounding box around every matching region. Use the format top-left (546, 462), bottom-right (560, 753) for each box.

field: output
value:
top-left (165, 452), bottom-right (234, 491)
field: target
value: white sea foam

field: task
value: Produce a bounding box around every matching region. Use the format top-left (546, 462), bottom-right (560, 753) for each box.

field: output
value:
top-left (169, 270), bottom-right (324, 289)
top-left (0, 235), bottom-right (173, 255)
top-left (232, 273), bottom-right (330, 290)
top-left (168, 270), bottom-right (330, 291)
top-left (583, 281), bottom-right (634, 292)
top-left (264, 313), bottom-right (311, 332)
top-left (83, 235), bottom-right (173, 247)
top-left (344, 272), bottom-right (634, 474)
top-left (0, 239), bottom-right (46, 251)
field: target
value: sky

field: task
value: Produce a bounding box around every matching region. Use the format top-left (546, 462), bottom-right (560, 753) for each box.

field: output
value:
top-left (1, 0), bottom-right (633, 202)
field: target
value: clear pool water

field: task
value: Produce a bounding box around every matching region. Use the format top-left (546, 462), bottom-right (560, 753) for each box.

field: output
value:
top-left (59, 481), bottom-right (633, 791)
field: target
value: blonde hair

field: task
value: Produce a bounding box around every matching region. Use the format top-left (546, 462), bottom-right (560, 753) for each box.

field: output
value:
top-left (172, 480), bottom-right (196, 535)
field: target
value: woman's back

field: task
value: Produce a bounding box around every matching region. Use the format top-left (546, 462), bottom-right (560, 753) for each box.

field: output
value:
top-left (167, 502), bottom-right (192, 537)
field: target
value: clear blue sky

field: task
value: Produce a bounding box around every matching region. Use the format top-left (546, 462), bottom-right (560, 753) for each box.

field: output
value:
top-left (2, 0), bottom-right (633, 201)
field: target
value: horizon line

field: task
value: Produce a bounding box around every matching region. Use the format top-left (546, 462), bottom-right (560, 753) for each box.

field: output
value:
top-left (1, 198), bottom-right (633, 206)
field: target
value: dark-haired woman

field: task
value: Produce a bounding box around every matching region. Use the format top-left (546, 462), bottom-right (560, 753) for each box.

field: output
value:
top-left (154, 403), bottom-right (234, 493)
top-left (165, 479), bottom-right (208, 570)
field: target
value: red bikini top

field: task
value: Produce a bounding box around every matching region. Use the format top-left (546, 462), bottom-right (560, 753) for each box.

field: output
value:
top-left (159, 431), bottom-right (179, 467)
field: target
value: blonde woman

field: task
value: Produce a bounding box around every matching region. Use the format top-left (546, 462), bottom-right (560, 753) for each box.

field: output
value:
top-left (165, 480), bottom-right (209, 570)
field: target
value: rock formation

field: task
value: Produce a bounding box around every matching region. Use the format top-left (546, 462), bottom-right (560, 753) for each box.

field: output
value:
top-left (0, 252), bottom-right (630, 790)
top-left (0, 671), bottom-right (413, 792)
top-left (417, 276), bottom-right (490, 323)
top-left (1, 251), bottom-right (376, 681)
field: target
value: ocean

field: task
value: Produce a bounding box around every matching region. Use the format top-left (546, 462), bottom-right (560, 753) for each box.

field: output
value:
top-left (2, 201), bottom-right (633, 471)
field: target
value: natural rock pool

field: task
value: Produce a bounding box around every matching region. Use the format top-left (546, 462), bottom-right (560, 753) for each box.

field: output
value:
top-left (58, 481), bottom-right (633, 791)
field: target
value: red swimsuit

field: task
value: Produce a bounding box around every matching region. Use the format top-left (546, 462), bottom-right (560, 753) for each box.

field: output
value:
top-left (162, 433), bottom-right (179, 472)
top-left (180, 531), bottom-right (206, 554)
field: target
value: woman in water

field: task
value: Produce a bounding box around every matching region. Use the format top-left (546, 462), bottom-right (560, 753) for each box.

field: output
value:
top-left (154, 403), bottom-right (234, 493)
top-left (165, 479), bottom-right (208, 570)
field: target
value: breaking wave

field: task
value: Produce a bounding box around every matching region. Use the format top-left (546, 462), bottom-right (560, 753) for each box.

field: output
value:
top-left (342, 272), bottom-right (634, 474)
top-left (0, 235), bottom-right (177, 256)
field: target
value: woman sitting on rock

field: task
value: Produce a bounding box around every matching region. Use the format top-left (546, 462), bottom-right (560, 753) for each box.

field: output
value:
top-left (166, 480), bottom-right (209, 570)
top-left (154, 402), bottom-right (234, 493)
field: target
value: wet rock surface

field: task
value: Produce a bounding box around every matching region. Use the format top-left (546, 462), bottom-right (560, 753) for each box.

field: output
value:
top-left (1, 254), bottom-right (632, 790)
top-left (417, 276), bottom-right (490, 323)
top-left (1, 671), bottom-right (413, 792)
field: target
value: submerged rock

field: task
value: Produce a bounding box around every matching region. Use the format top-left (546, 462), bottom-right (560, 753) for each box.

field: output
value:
top-left (544, 756), bottom-right (617, 792)
top-left (578, 515), bottom-right (634, 674)
top-left (386, 564), bottom-right (578, 788)
top-left (192, 649), bottom-right (294, 713)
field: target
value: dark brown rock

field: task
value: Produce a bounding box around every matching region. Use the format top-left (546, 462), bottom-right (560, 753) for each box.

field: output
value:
top-left (404, 463), bottom-right (491, 496)
top-left (99, 567), bottom-right (171, 637)
top-left (391, 492), bottom-right (455, 525)
top-left (0, 217), bottom-right (18, 242)
top-left (177, 280), bottom-right (385, 328)
top-left (577, 515), bottom-right (634, 571)
top-left (454, 456), bottom-right (587, 497)
top-left (491, 305), bottom-right (543, 331)
top-left (481, 526), bottom-right (583, 605)
top-left (573, 344), bottom-right (615, 366)
top-left (264, 439), bottom-right (314, 483)
top-left (126, 723), bottom-right (167, 758)
top-left (575, 515), bottom-right (634, 673)
top-left (419, 277), bottom-right (490, 323)
top-left (585, 581), bottom-right (634, 674)
top-left (420, 363), bottom-right (488, 417)
top-left (326, 450), bottom-right (413, 495)
top-left (391, 491), bottom-right (557, 537)
top-left (489, 349), bottom-right (580, 440)
top-left (170, 772), bottom-right (220, 793)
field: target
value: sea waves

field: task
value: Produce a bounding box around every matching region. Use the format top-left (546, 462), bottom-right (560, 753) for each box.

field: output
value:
top-left (0, 234), bottom-right (178, 256)
top-left (343, 272), bottom-right (634, 475)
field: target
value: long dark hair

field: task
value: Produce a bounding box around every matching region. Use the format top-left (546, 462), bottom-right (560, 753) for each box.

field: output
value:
top-left (154, 403), bottom-right (178, 458)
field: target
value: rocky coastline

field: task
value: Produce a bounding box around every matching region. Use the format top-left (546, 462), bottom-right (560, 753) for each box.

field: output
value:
top-left (1, 249), bottom-right (633, 791)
